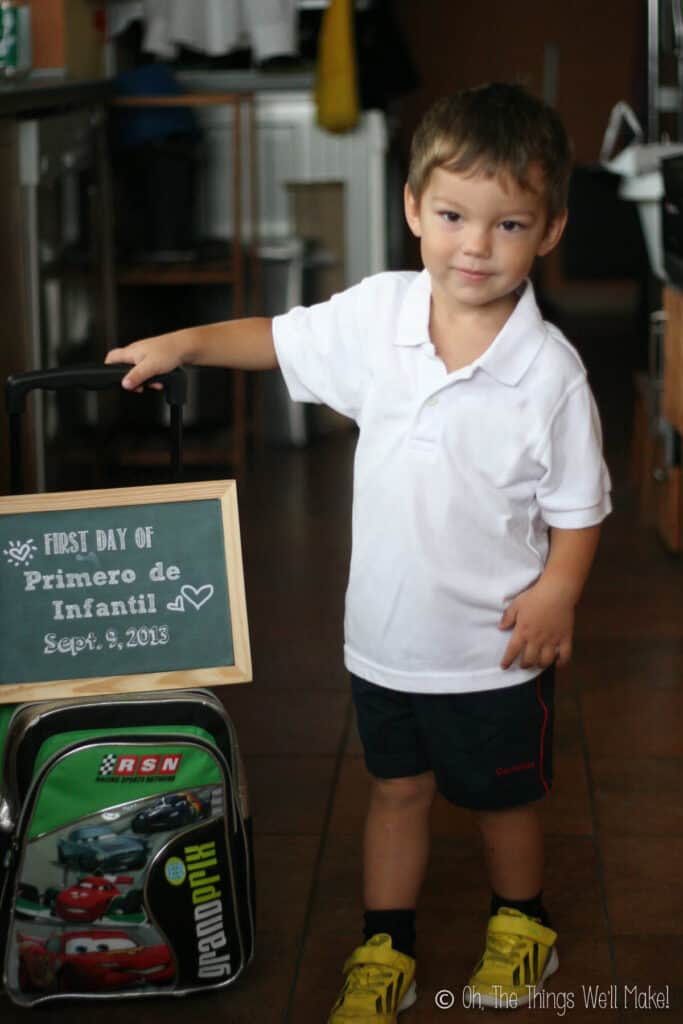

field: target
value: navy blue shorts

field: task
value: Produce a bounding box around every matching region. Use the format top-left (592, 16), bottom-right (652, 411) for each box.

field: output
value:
top-left (351, 668), bottom-right (555, 811)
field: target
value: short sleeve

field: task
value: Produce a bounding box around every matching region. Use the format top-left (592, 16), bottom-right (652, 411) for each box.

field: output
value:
top-left (536, 378), bottom-right (612, 528)
top-left (272, 281), bottom-right (370, 421)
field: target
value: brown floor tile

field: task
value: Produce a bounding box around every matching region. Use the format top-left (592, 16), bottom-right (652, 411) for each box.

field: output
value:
top-left (580, 687), bottom-right (683, 757)
top-left (288, 953), bottom-right (355, 1024)
top-left (591, 757), bottom-right (683, 836)
top-left (186, 929), bottom-right (299, 1024)
top-left (346, 714), bottom-right (364, 757)
top-left (310, 831), bottom-right (363, 877)
top-left (430, 795), bottom-right (479, 837)
top-left (252, 649), bottom-right (349, 692)
top-left (422, 834), bottom-right (608, 934)
top-left (307, 833), bottom-right (364, 940)
top-left (246, 754), bottom-right (337, 834)
top-left (575, 590), bottom-right (683, 640)
top-left (221, 689), bottom-right (350, 756)
top-left (327, 756), bottom-right (370, 835)
top-left (253, 835), bottom-right (320, 930)
top-left (569, 638), bottom-right (683, 694)
top-left (554, 684), bottom-right (583, 754)
top-left (247, 602), bottom-right (349, 691)
top-left (542, 836), bottom-right (608, 934)
top-left (299, 831), bottom-right (604, 940)
top-left (614, 936), bottom-right (683, 1013)
top-left (0, 986), bottom-right (253, 1024)
top-left (405, 835), bottom-right (490, 922)
top-left (578, 521), bottom-right (682, 632)
top-left (622, 1014), bottom-right (679, 1020)
top-left (543, 752), bottom-right (593, 836)
top-left (602, 837), bottom-right (683, 934)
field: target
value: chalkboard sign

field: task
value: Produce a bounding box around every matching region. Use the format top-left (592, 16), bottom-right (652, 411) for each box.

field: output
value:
top-left (0, 481), bottom-right (251, 701)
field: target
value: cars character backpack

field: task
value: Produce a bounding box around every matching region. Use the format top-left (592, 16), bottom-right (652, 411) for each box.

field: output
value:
top-left (0, 368), bottom-right (255, 1006)
top-left (0, 688), bottom-right (254, 1006)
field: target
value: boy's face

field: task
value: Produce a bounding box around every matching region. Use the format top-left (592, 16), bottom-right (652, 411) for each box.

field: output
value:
top-left (404, 163), bottom-right (567, 318)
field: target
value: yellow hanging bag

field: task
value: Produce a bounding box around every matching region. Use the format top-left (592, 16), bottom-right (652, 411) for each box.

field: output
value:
top-left (315, 0), bottom-right (360, 133)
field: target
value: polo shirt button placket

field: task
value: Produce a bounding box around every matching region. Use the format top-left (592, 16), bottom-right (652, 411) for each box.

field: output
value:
top-left (410, 391), bottom-right (443, 455)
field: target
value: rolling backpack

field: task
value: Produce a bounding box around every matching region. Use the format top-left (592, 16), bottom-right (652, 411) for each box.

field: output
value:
top-left (0, 366), bottom-right (254, 1006)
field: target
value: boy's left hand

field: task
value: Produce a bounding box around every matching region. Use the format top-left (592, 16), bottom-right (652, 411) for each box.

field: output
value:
top-left (498, 578), bottom-right (574, 670)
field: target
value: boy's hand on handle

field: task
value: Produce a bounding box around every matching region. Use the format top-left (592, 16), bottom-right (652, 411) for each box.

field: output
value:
top-left (105, 318), bottom-right (277, 389)
top-left (498, 577), bottom-right (574, 670)
top-left (105, 336), bottom-right (188, 392)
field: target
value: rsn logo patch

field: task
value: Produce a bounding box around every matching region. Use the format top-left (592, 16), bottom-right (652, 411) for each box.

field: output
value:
top-left (97, 753), bottom-right (183, 780)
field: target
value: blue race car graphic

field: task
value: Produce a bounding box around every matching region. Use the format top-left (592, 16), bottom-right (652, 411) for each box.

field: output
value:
top-left (57, 826), bottom-right (149, 872)
top-left (131, 792), bottom-right (210, 834)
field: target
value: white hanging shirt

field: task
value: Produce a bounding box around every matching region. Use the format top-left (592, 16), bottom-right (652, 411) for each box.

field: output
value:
top-left (108, 0), bottom-right (298, 61)
top-left (272, 271), bottom-right (612, 694)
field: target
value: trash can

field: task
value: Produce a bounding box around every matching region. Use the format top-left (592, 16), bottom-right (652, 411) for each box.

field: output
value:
top-left (258, 238), bottom-right (309, 446)
top-left (258, 235), bottom-right (354, 446)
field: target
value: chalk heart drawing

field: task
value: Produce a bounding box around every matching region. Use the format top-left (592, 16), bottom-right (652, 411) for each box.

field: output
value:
top-left (181, 584), bottom-right (214, 611)
top-left (10, 542), bottom-right (32, 562)
top-left (167, 595), bottom-right (185, 612)
top-left (5, 539), bottom-right (36, 566)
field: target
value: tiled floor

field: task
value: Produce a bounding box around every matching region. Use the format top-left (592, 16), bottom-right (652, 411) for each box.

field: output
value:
top-left (215, 422), bottom-right (683, 1022)
top-left (1, 309), bottom-right (682, 1022)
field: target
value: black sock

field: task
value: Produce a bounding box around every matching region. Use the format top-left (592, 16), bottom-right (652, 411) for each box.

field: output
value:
top-left (490, 890), bottom-right (551, 928)
top-left (363, 909), bottom-right (416, 959)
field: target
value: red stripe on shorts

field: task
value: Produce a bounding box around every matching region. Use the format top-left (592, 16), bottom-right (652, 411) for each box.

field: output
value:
top-left (536, 674), bottom-right (550, 794)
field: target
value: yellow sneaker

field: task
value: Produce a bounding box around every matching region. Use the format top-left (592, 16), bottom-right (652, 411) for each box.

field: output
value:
top-left (468, 908), bottom-right (559, 1009)
top-left (328, 933), bottom-right (417, 1023)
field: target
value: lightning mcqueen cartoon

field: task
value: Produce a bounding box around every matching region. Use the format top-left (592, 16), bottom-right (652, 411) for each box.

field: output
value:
top-left (18, 930), bottom-right (175, 993)
top-left (54, 876), bottom-right (129, 923)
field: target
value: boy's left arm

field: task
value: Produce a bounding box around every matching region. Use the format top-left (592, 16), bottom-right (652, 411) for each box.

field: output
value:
top-left (499, 525), bottom-right (601, 670)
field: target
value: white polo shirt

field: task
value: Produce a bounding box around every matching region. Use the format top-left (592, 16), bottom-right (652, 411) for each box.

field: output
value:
top-left (272, 270), bottom-right (612, 694)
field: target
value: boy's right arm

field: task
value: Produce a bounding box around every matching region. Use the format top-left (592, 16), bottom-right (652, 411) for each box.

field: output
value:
top-left (105, 317), bottom-right (278, 391)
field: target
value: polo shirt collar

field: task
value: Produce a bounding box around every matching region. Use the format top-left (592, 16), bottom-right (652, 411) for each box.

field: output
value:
top-left (394, 270), bottom-right (547, 387)
top-left (394, 270), bottom-right (432, 347)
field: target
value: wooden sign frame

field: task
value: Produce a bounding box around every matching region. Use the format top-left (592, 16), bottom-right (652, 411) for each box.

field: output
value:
top-left (0, 480), bottom-right (251, 702)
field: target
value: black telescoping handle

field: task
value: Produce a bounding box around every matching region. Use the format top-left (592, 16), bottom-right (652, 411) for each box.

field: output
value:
top-left (5, 364), bottom-right (187, 413)
top-left (6, 364), bottom-right (187, 494)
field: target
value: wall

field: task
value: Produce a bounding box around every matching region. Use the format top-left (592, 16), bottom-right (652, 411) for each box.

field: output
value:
top-left (29, 0), bottom-right (104, 77)
top-left (394, 0), bottom-right (644, 164)
top-left (393, 0), bottom-right (645, 292)
top-left (29, 0), bottom-right (64, 69)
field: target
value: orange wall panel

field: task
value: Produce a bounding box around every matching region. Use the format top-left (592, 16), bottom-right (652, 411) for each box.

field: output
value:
top-left (394, 0), bottom-right (643, 165)
top-left (29, 0), bottom-right (66, 69)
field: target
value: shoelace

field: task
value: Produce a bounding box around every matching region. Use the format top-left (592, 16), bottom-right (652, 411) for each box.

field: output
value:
top-left (482, 930), bottom-right (528, 967)
top-left (346, 964), bottom-right (397, 996)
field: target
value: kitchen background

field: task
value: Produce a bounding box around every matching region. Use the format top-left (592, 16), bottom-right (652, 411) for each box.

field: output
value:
top-left (1, 0), bottom-right (659, 497)
top-left (0, 5), bottom-right (682, 1020)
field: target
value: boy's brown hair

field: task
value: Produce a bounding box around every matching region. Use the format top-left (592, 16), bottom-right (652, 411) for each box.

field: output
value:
top-left (407, 82), bottom-right (572, 220)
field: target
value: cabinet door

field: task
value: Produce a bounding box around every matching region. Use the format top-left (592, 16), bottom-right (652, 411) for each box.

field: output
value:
top-left (631, 377), bottom-right (657, 525)
top-left (653, 435), bottom-right (682, 552)
top-left (663, 286), bottom-right (683, 435)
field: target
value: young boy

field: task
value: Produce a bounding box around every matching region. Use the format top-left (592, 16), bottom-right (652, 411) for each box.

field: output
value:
top-left (106, 83), bottom-right (611, 1020)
